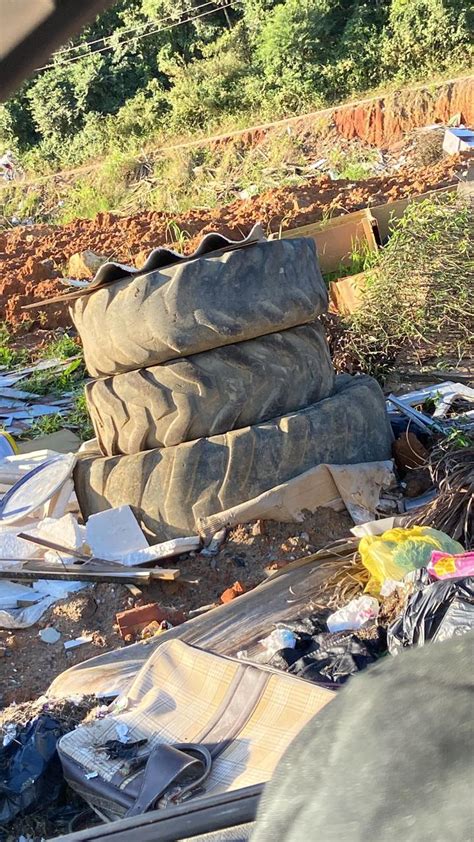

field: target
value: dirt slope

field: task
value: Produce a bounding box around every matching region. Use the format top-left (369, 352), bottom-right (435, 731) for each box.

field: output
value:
top-left (332, 76), bottom-right (474, 146)
top-left (0, 155), bottom-right (467, 333)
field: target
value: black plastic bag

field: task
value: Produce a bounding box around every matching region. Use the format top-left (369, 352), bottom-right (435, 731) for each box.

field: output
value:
top-left (387, 576), bottom-right (474, 654)
top-left (0, 715), bottom-right (63, 824)
top-left (269, 626), bottom-right (386, 688)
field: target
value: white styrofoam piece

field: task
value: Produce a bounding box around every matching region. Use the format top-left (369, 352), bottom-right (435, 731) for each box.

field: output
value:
top-left (31, 513), bottom-right (86, 559)
top-left (86, 505), bottom-right (149, 560)
top-left (64, 634), bottom-right (93, 650)
top-left (0, 529), bottom-right (42, 561)
top-left (115, 536), bottom-right (201, 567)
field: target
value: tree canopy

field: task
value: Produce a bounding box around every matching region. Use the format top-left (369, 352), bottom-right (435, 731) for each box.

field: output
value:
top-left (1, 0), bottom-right (470, 168)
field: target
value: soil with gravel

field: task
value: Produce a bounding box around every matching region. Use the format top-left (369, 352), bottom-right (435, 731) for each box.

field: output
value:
top-left (0, 508), bottom-right (352, 708)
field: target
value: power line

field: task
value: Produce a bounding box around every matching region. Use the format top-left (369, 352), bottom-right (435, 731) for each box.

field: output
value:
top-left (52, 0), bottom-right (222, 58)
top-left (35, 1), bottom-right (243, 71)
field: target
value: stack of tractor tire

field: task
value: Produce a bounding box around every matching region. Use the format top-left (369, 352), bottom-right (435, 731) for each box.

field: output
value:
top-left (72, 238), bottom-right (393, 540)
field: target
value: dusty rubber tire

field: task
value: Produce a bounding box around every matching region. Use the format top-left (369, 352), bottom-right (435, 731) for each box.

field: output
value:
top-left (75, 374), bottom-right (393, 541)
top-left (71, 238), bottom-right (328, 377)
top-left (85, 323), bottom-right (335, 455)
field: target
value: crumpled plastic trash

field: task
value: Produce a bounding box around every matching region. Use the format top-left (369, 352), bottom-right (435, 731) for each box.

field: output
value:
top-left (327, 595), bottom-right (379, 633)
top-left (359, 526), bottom-right (464, 592)
top-left (0, 715), bottom-right (63, 825)
top-left (269, 628), bottom-right (386, 687)
top-left (428, 550), bottom-right (474, 581)
top-left (259, 628), bottom-right (297, 659)
top-left (387, 576), bottom-right (474, 653)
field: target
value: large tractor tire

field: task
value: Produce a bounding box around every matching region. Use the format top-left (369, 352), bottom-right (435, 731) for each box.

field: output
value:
top-left (75, 374), bottom-right (393, 541)
top-left (86, 323), bottom-right (335, 455)
top-left (71, 238), bottom-right (328, 378)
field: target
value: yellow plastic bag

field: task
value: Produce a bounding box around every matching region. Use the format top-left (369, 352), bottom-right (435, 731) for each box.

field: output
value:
top-left (360, 527), bottom-right (464, 592)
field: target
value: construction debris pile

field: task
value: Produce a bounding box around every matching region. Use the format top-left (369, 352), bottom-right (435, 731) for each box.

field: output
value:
top-left (0, 193), bottom-right (472, 839)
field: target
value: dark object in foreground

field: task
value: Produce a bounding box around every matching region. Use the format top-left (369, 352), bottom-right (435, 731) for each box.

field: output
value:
top-left (53, 784), bottom-right (263, 842)
top-left (0, 715), bottom-right (63, 825)
top-left (252, 632), bottom-right (474, 842)
top-left (388, 576), bottom-right (474, 653)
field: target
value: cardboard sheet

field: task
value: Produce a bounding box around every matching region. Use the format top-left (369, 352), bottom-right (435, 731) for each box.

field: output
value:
top-left (198, 461), bottom-right (395, 540)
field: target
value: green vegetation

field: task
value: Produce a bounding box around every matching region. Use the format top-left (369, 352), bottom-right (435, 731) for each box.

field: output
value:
top-left (337, 194), bottom-right (474, 379)
top-left (0, 0), bottom-right (471, 173)
top-left (0, 323), bottom-right (28, 367)
top-left (0, 330), bottom-right (94, 442)
top-left (25, 393), bottom-right (94, 441)
top-left (21, 357), bottom-right (85, 397)
top-left (67, 392), bottom-right (95, 442)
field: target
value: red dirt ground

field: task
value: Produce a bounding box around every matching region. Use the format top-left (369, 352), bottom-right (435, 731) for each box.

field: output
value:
top-left (0, 155), bottom-right (467, 333)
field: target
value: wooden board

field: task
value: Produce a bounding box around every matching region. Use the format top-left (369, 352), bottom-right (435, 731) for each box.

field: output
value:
top-left (370, 184), bottom-right (456, 242)
top-left (17, 429), bottom-right (82, 454)
top-left (273, 208), bottom-right (378, 274)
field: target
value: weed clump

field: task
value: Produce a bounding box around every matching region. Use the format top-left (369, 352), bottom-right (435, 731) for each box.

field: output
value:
top-left (333, 194), bottom-right (474, 380)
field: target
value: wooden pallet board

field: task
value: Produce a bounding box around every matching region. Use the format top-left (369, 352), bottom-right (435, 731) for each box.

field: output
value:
top-left (272, 208), bottom-right (378, 274)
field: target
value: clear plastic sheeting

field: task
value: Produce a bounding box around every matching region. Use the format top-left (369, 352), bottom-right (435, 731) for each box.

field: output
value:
top-left (0, 579), bottom-right (85, 630)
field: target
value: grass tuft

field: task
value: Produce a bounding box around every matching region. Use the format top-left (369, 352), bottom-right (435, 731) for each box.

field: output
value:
top-left (333, 194), bottom-right (474, 380)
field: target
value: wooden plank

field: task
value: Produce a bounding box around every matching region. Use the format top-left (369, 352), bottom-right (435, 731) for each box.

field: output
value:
top-left (18, 532), bottom-right (90, 560)
top-left (17, 428), bottom-right (82, 454)
top-left (370, 184), bottom-right (456, 242)
top-left (0, 563), bottom-right (180, 584)
top-left (275, 208), bottom-right (379, 274)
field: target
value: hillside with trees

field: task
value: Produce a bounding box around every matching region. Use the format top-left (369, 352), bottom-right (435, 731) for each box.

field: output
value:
top-left (0, 0), bottom-right (471, 171)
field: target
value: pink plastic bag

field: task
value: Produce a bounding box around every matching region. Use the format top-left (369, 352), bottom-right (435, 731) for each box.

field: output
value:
top-left (428, 550), bottom-right (474, 580)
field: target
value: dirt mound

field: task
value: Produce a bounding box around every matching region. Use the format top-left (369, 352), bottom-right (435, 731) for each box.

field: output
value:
top-left (0, 155), bottom-right (466, 332)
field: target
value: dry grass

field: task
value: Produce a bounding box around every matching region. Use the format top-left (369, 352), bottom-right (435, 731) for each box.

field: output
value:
top-left (409, 440), bottom-right (474, 548)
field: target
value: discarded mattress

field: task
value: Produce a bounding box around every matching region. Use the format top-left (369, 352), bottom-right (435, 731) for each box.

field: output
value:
top-left (86, 323), bottom-right (335, 454)
top-left (71, 238), bottom-right (328, 377)
top-left (74, 374), bottom-right (394, 541)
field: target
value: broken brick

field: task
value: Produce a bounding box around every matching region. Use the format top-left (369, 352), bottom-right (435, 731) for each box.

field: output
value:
top-left (220, 581), bottom-right (246, 604)
top-left (116, 602), bottom-right (185, 640)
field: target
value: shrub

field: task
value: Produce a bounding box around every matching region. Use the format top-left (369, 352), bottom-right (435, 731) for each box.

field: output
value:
top-left (382, 0), bottom-right (471, 80)
top-left (335, 195), bottom-right (474, 379)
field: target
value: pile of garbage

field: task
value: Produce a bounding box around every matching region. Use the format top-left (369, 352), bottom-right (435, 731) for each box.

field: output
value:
top-left (0, 226), bottom-right (472, 838)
